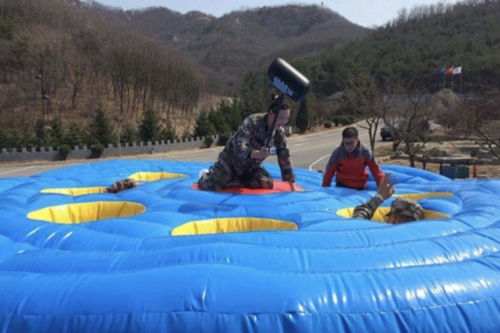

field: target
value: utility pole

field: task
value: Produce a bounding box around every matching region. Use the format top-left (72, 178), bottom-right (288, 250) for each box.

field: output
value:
top-left (114, 115), bottom-right (122, 157)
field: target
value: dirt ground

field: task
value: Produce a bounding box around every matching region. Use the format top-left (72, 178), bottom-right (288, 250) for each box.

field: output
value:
top-left (375, 143), bottom-right (500, 179)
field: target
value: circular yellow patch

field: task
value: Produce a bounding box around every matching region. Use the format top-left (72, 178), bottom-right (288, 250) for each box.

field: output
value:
top-left (395, 192), bottom-right (454, 200)
top-left (41, 187), bottom-right (107, 196)
top-left (336, 207), bottom-right (449, 222)
top-left (128, 172), bottom-right (186, 182)
top-left (172, 217), bottom-right (298, 236)
top-left (27, 201), bottom-right (146, 224)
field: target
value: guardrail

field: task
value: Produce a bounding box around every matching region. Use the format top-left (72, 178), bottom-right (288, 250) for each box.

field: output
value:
top-left (0, 135), bottom-right (219, 163)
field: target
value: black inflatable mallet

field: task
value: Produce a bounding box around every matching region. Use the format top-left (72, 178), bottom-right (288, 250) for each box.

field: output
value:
top-left (265, 58), bottom-right (311, 147)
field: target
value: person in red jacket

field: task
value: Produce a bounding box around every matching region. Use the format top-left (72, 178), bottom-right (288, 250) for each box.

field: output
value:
top-left (322, 127), bottom-right (384, 190)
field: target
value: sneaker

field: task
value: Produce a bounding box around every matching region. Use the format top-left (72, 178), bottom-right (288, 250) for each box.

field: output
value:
top-left (198, 169), bottom-right (209, 180)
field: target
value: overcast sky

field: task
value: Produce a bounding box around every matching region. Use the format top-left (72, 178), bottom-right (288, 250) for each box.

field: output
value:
top-left (90, 0), bottom-right (460, 27)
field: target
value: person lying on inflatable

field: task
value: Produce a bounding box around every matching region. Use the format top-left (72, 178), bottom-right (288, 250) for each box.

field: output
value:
top-left (353, 172), bottom-right (423, 224)
top-left (106, 179), bottom-right (139, 193)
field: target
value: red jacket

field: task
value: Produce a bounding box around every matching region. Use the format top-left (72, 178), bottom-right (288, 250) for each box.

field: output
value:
top-left (322, 142), bottom-right (384, 189)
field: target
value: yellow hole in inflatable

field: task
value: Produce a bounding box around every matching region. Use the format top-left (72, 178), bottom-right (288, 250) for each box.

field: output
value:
top-left (41, 187), bottom-right (107, 196)
top-left (395, 192), bottom-right (454, 200)
top-left (128, 172), bottom-right (186, 182)
top-left (336, 207), bottom-right (449, 222)
top-left (27, 201), bottom-right (146, 224)
top-left (172, 217), bottom-right (298, 236)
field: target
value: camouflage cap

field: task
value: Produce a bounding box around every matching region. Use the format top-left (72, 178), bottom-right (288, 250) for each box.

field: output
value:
top-left (388, 198), bottom-right (423, 221)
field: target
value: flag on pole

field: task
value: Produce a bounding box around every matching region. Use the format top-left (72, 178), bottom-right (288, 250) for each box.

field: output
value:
top-left (453, 66), bottom-right (462, 75)
top-left (439, 67), bottom-right (446, 75)
top-left (445, 67), bottom-right (454, 75)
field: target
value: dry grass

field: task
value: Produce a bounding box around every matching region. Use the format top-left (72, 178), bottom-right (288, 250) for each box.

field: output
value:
top-left (375, 144), bottom-right (500, 179)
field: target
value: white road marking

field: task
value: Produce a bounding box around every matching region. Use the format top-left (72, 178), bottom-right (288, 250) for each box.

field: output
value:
top-left (309, 154), bottom-right (331, 171)
top-left (0, 166), bottom-right (35, 176)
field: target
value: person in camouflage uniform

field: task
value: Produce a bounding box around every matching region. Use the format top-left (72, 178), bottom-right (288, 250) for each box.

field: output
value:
top-left (198, 98), bottom-right (296, 191)
top-left (353, 172), bottom-right (423, 224)
top-left (105, 179), bottom-right (139, 193)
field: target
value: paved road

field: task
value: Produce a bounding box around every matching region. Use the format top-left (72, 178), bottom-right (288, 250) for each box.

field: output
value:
top-left (0, 124), bottom-right (388, 178)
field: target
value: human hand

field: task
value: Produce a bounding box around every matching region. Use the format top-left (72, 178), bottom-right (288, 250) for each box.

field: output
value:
top-left (377, 172), bottom-right (397, 200)
top-left (289, 182), bottom-right (296, 191)
top-left (251, 147), bottom-right (270, 160)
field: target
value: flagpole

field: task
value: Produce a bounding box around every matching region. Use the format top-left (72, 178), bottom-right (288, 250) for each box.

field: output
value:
top-left (460, 65), bottom-right (463, 94)
top-left (451, 66), bottom-right (454, 92)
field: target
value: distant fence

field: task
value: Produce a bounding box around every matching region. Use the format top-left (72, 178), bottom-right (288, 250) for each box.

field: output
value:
top-left (0, 135), bottom-right (219, 163)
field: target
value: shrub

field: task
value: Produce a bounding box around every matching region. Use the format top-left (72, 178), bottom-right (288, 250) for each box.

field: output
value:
top-left (323, 121), bottom-right (333, 129)
top-left (91, 143), bottom-right (105, 158)
top-left (203, 136), bottom-right (214, 148)
top-left (348, 115), bottom-right (357, 124)
top-left (217, 133), bottom-right (231, 146)
top-left (296, 98), bottom-right (310, 133)
top-left (332, 117), bottom-right (340, 127)
top-left (339, 116), bottom-right (351, 126)
top-left (58, 144), bottom-right (72, 160)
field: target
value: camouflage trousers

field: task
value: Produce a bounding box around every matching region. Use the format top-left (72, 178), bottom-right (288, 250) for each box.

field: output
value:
top-left (198, 156), bottom-right (273, 191)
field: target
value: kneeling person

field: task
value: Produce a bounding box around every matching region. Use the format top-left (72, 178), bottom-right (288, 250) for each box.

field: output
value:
top-left (198, 97), bottom-right (296, 191)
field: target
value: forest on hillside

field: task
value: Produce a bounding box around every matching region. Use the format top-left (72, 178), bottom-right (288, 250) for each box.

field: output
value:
top-left (0, 0), bottom-right (203, 150)
top-left (312, 0), bottom-right (500, 95)
top-left (1, 0), bottom-right (499, 154)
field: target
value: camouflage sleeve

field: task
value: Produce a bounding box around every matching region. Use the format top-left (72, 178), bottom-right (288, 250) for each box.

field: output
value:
top-left (352, 195), bottom-right (384, 220)
top-left (234, 116), bottom-right (255, 163)
top-left (274, 129), bottom-right (295, 182)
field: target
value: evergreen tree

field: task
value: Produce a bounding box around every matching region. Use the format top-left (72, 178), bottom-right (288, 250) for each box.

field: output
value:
top-left (64, 122), bottom-right (86, 148)
top-left (219, 98), bottom-right (242, 132)
top-left (180, 128), bottom-right (191, 140)
top-left (194, 112), bottom-right (216, 138)
top-left (296, 98), bottom-right (310, 133)
top-left (6, 130), bottom-right (21, 151)
top-left (161, 121), bottom-right (178, 142)
top-left (21, 125), bottom-right (36, 149)
top-left (0, 126), bottom-right (7, 149)
top-left (88, 107), bottom-right (115, 146)
top-left (121, 122), bottom-right (137, 144)
top-left (208, 107), bottom-right (231, 135)
top-left (34, 118), bottom-right (51, 148)
top-left (240, 71), bottom-right (270, 119)
top-left (50, 118), bottom-right (64, 146)
top-left (139, 109), bottom-right (161, 143)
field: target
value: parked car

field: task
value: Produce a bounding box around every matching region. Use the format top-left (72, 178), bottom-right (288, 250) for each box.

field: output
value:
top-left (380, 125), bottom-right (393, 141)
top-left (380, 120), bottom-right (431, 142)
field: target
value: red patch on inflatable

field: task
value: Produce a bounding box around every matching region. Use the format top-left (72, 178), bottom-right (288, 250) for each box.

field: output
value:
top-left (192, 180), bottom-right (303, 194)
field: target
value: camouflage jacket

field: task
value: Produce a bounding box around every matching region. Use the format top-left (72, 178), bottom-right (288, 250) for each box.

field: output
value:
top-left (222, 113), bottom-right (295, 182)
top-left (352, 195), bottom-right (384, 220)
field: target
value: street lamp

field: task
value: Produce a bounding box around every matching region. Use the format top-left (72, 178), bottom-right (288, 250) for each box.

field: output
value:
top-left (35, 64), bottom-right (49, 120)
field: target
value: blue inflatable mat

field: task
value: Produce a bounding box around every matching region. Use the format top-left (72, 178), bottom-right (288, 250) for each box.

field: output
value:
top-left (0, 160), bottom-right (499, 332)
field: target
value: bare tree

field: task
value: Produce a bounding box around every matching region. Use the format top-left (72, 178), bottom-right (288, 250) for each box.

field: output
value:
top-left (341, 70), bottom-right (386, 152)
top-left (384, 85), bottom-right (433, 167)
top-left (455, 88), bottom-right (500, 159)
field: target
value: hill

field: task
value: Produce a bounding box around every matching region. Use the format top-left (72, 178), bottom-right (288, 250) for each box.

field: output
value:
top-left (88, 4), bottom-right (369, 93)
top-left (311, 0), bottom-right (500, 95)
